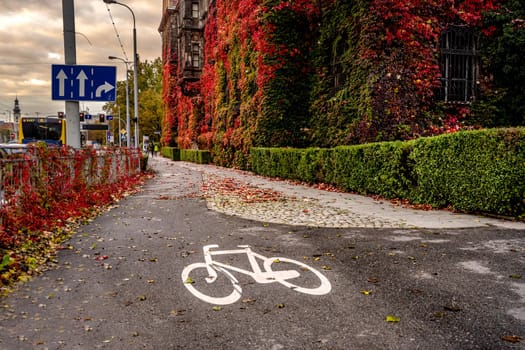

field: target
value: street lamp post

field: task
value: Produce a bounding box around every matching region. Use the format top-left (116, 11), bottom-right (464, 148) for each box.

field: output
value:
top-left (108, 56), bottom-right (131, 147)
top-left (115, 115), bottom-right (128, 147)
top-left (110, 107), bottom-right (128, 147)
top-left (103, 0), bottom-right (139, 148)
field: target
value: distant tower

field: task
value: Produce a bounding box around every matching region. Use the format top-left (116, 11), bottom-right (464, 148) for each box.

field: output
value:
top-left (13, 96), bottom-right (20, 141)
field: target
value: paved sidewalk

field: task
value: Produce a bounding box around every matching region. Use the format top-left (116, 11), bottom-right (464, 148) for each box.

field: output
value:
top-left (148, 156), bottom-right (525, 230)
top-left (2, 155), bottom-right (523, 350)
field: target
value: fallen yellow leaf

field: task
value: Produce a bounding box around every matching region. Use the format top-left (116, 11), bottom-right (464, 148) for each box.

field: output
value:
top-left (386, 315), bottom-right (400, 322)
top-left (361, 290), bottom-right (372, 295)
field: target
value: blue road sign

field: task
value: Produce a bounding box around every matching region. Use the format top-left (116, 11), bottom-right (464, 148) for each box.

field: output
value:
top-left (51, 64), bottom-right (117, 102)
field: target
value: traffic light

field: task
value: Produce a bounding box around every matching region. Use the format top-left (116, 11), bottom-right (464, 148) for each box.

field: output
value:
top-left (79, 112), bottom-right (85, 122)
top-left (58, 111), bottom-right (65, 118)
top-left (99, 113), bottom-right (105, 123)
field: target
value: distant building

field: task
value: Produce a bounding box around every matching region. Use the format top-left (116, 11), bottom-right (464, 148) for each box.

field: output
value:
top-left (12, 96), bottom-right (20, 140)
top-left (159, 0), bottom-right (214, 95)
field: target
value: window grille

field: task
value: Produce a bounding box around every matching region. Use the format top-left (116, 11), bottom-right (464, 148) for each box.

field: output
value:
top-left (438, 25), bottom-right (480, 103)
top-left (192, 43), bottom-right (200, 68)
top-left (192, 2), bottom-right (199, 18)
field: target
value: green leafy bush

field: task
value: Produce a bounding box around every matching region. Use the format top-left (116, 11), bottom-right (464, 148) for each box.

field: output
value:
top-left (161, 147), bottom-right (180, 161)
top-left (409, 129), bottom-right (525, 216)
top-left (180, 149), bottom-right (211, 164)
top-left (297, 148), bottom-right (335, 183)
top-left (250, 148), bottom-right (303, 179)
top-left (330, 141), bottom-right (413, 198)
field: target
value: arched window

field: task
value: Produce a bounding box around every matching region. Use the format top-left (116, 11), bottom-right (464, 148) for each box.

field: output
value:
top-left (438, 25), bottom-right (480, 103)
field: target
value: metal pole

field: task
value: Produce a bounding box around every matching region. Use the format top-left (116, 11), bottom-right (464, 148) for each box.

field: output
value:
top-left (117, 106), bottom-right (121, 147)
top-left (62, 0), bottom-right (81, 148)
top-left (103, 0), bottom-right (139, 149)
top-left (108, 56), bottom-right (131, 147)
top-left (132, 26), bottom-right (139, 149)
top-left (125, 65), bottom-right (131, 148)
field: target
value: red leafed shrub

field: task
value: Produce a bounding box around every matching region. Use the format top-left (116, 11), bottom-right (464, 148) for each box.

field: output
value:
top-left (0, 145), bottom-right (145, 250)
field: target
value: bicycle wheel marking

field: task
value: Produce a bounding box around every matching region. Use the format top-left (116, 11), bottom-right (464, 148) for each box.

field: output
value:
top-left (264, 257), bottom-right (332, 295)
top-left (181, 263), bottom-right (242, 305)
top-left (181, 245), bottom-right (332, 305)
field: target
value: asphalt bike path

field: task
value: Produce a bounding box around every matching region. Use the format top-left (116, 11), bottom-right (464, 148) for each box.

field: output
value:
top-left (0, 156), bottom-right (524, 349)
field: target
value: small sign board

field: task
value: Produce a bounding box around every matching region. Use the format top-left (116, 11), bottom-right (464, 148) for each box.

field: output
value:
top-left (82, 124), bottom-right (109, 131)
top-left (52, 64), bottom-right (117, 102)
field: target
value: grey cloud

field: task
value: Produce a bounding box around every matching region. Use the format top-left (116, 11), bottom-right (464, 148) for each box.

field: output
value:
top-left (3, 1), bottom-right (60, 18)
top-left (0, 0), bottom-right (162, 115)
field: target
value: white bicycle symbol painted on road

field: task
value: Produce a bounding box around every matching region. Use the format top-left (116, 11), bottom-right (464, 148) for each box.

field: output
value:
top-left (181, 244), bottom-right (332, 305)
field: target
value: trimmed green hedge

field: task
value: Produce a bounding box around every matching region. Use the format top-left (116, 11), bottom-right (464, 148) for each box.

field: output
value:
top-left (161, 147), bottom-right (181, 161)
top-left (409, 128), bottom-right (525, 216)
top-left (161, 147), bottom-right (211, 164)
top-left (180, 149), bottom-right (212, 164)
top-left (250, 148), bottom-right (304, 179)
top-left (250, 128), bottom-right (525, 218)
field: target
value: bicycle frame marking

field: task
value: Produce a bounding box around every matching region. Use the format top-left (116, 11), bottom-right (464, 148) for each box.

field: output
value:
top-left (202, 245), bottom-right (300, 284)
top-left (181, 244), bottom-right (332, 305)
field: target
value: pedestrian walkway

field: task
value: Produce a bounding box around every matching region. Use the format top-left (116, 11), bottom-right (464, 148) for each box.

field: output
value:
top-left (147, 156), bottom-right (525, 230)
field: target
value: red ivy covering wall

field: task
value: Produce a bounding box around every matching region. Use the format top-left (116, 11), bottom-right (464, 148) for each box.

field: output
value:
top-left (161, 0), bottom-right (501, 161)
top-left (355, 0), bottom-right (499, 141)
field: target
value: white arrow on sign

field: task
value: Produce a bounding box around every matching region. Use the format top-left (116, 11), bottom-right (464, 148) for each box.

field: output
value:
top-left (76, 70), bottom-right (88, 97)
top-left (95, 81), bottom-right (114, 98)
top-left (55, 69), bottom-right (68, 97)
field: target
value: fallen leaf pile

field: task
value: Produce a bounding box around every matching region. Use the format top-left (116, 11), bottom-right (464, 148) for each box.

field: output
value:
top-left (373, 195), bottom-right (434, 211)
top-left (201, 176), bottom-right (285, 203)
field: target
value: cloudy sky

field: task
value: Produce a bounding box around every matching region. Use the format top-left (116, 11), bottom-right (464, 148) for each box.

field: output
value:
top-left (0, 0), bottom-right (162, 121)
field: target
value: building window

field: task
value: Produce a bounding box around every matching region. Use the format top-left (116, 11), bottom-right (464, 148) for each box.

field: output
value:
top-left (192, 2), bottom-right (199, 19)
top-left (192, 43), bottom-right (200, 68)
top-left (439, 25), bottom-right (480, 103)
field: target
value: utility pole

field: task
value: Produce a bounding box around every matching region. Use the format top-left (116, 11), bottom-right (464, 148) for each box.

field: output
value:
top-left (62, 0), bottom-right (81, 148)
